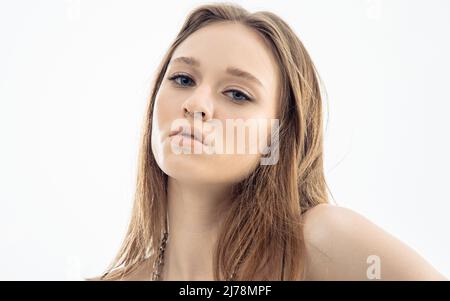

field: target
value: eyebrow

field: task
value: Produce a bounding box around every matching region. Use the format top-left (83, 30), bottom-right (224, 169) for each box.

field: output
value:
top-left (170, 56), bottom-right (263, 87)
top-left (171, 56), bottom-right (200, 67)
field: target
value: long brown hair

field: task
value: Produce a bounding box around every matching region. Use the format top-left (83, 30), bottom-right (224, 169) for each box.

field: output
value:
top-left (97, 3), bottom-right (328, 281)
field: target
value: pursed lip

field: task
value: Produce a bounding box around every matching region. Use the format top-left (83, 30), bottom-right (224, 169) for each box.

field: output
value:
top-left (169, 125), bottom-right (206, 145)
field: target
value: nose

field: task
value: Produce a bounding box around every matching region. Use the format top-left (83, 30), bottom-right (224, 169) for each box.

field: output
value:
top-left (181, 87), bottom-right (213, 122)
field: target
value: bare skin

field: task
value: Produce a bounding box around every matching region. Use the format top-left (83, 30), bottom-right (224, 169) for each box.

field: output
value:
top-left (116, 23), bottom-right (447, 281)
top-left (117, 203), bottom-right (447, 280)
top-left (302, 204), bottom-right (447, 280)
top-left (149, 22), bottom-right (279, 281)
top-left (161, 179), bottom-right (232, 280)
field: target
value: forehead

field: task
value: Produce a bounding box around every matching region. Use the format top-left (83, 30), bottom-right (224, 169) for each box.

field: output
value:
top-left (170, 22), bottom-right (279, 90)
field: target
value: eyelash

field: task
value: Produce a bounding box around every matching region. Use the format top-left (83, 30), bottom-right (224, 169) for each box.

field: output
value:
top-left (167, 73), bottom-right (253, 103)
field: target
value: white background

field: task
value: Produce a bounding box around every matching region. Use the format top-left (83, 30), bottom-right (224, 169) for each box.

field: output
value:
top-left (1, 0), bottom-right (449, 280)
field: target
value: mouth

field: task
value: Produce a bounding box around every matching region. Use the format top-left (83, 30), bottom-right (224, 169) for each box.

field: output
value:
top-left (169, 125), bottom-right (206, 145)
top-left (178, 132), bottom-right (202, 143)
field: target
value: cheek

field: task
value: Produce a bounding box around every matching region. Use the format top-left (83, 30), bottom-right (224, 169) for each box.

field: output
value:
top-left (221, 110), bottom-right (277, 156)
top-left (201, 118), bottom-right (275, 183)
top-left (152, 85), bottom-right (187, 142)
top-left (154, 88), bottom-right (179, 126)
top-left (149, 87), bottom-right (277, 184)
top-left (150, 90), bottom-right (178, 166)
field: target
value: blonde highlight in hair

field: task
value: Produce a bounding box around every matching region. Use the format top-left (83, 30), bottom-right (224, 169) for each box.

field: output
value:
top-left (95, 2), bottom-right (328, 281)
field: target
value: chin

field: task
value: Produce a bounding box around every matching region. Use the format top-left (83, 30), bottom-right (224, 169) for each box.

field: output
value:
top-left (154, 141), bottom-right (262, 184)
top-left (161, 152), bottom-right (212, 179)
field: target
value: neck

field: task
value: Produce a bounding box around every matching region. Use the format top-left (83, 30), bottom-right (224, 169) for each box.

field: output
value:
top-left (162, 177), bottom-right (232, 280)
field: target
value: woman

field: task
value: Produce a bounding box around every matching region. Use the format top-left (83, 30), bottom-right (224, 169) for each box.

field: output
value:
top-left (95, 3), bottom-right (446, 281)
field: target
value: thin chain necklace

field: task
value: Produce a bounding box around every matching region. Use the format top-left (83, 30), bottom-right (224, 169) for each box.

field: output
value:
top-left (151, 231), bottom-right (168, 281)
top-left (151, 231), bottom-right (237, 281)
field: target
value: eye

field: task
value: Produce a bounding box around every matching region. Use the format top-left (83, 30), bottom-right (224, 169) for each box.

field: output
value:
top-left (168, 74), bottom-right (195, 87)
top-left (224, 89), bottom-right (252, 103)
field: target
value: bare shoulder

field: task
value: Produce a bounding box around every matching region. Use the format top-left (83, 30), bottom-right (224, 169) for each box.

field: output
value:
top-left (301, 203), bottom-right (447, 280)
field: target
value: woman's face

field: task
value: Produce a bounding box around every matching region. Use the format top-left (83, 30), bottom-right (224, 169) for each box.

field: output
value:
top-left (151, 22), bottom-right (280, 185)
